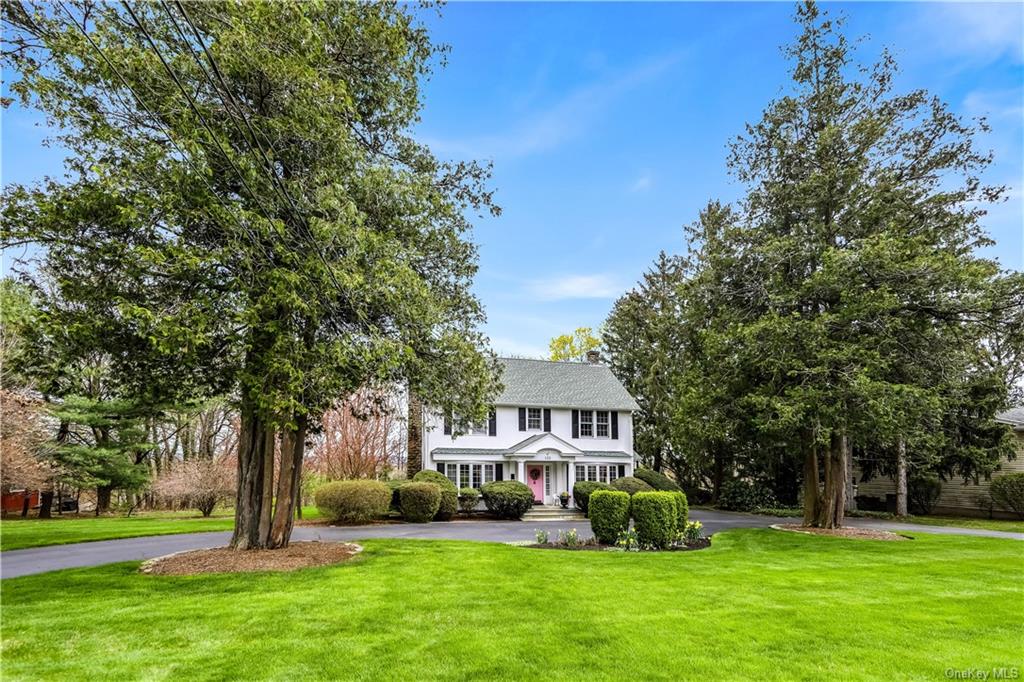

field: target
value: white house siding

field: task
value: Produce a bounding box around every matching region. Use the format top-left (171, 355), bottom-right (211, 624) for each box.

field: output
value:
top-left (855, 431), bottom-right (1024, 519)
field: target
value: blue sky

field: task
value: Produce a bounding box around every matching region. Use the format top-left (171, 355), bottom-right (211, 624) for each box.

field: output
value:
top-left (3, 2), bottom-right (1022, 359)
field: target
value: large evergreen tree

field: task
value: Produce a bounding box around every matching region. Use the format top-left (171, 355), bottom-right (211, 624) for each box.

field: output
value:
top-left (2, 1), bottom-right (501, 547)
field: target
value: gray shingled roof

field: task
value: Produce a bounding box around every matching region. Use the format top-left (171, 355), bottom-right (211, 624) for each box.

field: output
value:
top-left (494, 357), bottom-right (640, 411)
top-left (996, 407), bottom-right (1024, 429)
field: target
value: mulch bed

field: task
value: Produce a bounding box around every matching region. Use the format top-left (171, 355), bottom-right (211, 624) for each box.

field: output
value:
top-left (524, 538), bottom-right (712, 552)
top-left (774, 524), bottom-right (908, 541)
top-left (140, 541), bottom-right (362, 575)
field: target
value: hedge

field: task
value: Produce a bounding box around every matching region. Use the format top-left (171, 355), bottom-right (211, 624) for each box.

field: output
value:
top-left (572, 481), bottom-right (611, 515)
top-left (610, 476), bottom-right (653, 496)
top-left (908, 475), bottom-right (942, 515)
top-left (717, 479), bottom-right (777, 512)
top-left (991, 472), bottom-right (1024, 519)
top-left (481, 480), bottom-right (533, 519)
top-left (634, 467), bottom-right (681, 492)
top-left (314, 480), bottom-right (391, 524)
top-left (458, 487), bottom-right (481, 514)
top-left (399, 482), bottom-right (441, 523)
top-left (412, 470), bottom-right (458, 521)
top-left (631, 491), bottom-right (678, 549)
top-left (589, 490), bottom-right (631, 544)
top-left (669, 490), bottom-right (689, 529)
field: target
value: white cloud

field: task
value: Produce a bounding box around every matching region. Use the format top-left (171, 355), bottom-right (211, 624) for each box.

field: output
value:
top-left (424, 50), bottom-right (686, 161)
top-left (526, 274), bottom-right (624, 301)
top-left (914, 3), bottom-right (1023, 63)
top-left (629, 172), bottom-right (653, 193)
top-left (963, 88), bottom-right (1024, 122)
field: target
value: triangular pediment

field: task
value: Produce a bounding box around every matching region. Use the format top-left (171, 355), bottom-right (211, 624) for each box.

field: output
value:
top-left (505, 432), bottom-right (583, 456)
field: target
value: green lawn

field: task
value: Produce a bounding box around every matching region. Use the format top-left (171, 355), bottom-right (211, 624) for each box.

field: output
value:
top-left (2, 530), bottom-right (1021, 680)
top-left (903, 515), bottom-right (1024, 534)
top-left (0, 508), bottom-right (320, 552)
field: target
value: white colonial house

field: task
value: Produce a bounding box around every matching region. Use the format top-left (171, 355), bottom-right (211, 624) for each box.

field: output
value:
top-left (415, 356), bottom-right (640, 506)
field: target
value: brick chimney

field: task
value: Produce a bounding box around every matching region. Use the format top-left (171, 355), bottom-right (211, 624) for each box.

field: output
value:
top-left (586, 350), bottom-right (601, 364)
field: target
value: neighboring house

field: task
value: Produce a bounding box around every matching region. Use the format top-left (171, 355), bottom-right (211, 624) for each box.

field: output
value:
top-left (412, 355), bottom-right (640, 506)
top-left (856, 407), bottom-right (1024, 518)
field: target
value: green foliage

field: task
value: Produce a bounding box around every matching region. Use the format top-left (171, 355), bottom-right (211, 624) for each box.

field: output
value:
top-left (634, 468), bottom-right (681, 492)
top-left (549, 327), bottom-right (602, 362)
top-left (990, 473), bottom-right (1024, 519)
top-left (669, 491), bottom-right (689, 529)
top-left (480, 481), bottom-right (533, 519)
top-left (572, 481), bottom-right (611, 515)
top-left (908, 475), bottom-right (943, 515)
top-left (631, 491), bottom-right (678, 550)
top-left (458, 488), bottom-right (480, 514)
top-left (588, 490), bottom-right (631, 544)
top-left (717, 480), bottom-right (777, 512)
top-left (314, 480), bottom-right (390, 524)
top-left (398, 482), bottom-right (441, 523)
top-left (412, 470), bottom-right (458, 521)
top-left (610, 476), bottom-right (653, 496)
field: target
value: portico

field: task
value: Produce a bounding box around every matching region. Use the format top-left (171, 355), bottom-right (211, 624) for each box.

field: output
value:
top-left (505, 433), bottom-right (582, 505)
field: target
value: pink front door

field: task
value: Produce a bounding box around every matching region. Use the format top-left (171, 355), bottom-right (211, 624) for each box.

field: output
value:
top-left (527, 465), bottom-right (544, 503)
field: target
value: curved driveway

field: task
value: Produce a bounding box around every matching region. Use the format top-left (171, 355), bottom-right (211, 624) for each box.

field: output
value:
top-left (1, 509), bottom-right (1019, 579)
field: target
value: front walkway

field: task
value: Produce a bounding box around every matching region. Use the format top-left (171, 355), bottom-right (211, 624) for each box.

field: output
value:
top-left (1, 510), bottom-right (1019, 579)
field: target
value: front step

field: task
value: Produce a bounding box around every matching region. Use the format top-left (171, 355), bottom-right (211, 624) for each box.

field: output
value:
top-left (521, 506), bottom-right (585, 522)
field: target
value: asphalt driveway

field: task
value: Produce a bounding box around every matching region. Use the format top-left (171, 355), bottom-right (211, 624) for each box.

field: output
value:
top-left (1, 509), bottom-right (1019, 579)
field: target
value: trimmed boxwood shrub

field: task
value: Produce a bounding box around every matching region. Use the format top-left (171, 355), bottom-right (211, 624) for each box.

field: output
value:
top-left (589, 490), bottom-right (631, 544)
top-left (412, 470), bottom-right (458, 521)
top-left (572, 481), bottom-right (611, 515)
top-left (399, 482), bottom-right (441, 522)
top-left (610, 476), bottom-right (653, 496)
top-left (669, 490), bottom-right (689, 529)
top-left (314, 480), bottom-right (390, 524)
top-left (717, 479), bottom-right (777, 512)
top-left (631, 491), bottom-right (678, 549)
top-left (991, 472), bottom-right (1024, 519)
top-left (458, 487), bottom-right (480, 513)
top-left (481, 481), bottom-right (533, 519)
top-left (635, 467), bottom-right (681, 492)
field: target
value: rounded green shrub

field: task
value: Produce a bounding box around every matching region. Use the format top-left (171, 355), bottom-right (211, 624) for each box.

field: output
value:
top-left (991, 472), bottom-right (1024, 519)
top-left (480, 480), bottom-right (533, 519)
top-left (669, 490), bottom-right (689, 529)
top-left (314, 480), bottom-right (390, 524)
top-left (634, 467), bottom-right (681, 492)
top-left (610, 476), bottom-right (654, 496)
top-left (412, 470), bottom-right (458, 521)
top-left (908, 475), bottom-right (942, 515)
top-left (631, 491), bottom-right (678, 549)
top-left (589, 490), bottom-right (631, 544)
top-left (717, 479), bottom-right (777, 512)
top-left (399, 482), bottom-right (441, 523)
top-left (572, 481), bottom-right (611, 515)
top-left (458, 487), bottom-right (481, 514)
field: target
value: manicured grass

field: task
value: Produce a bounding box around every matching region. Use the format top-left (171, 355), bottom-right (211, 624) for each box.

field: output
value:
top-left (2, 530), bottom-right (1021, 680)
top-left (0, 508), bottom-right (321, 552)
top-left (903, 515), bottom-right (1024, 534)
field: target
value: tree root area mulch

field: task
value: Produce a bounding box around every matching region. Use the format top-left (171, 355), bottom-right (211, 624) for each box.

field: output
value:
top-left (140, 542), bottom-right (362, 575)
top-left (775, 524), bottom-right (908, 541)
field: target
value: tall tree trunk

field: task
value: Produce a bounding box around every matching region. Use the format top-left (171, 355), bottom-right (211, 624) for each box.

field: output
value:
top-left (230, 403), bottom-right (276, 549)
top-left (653, 445), bottom-right (663, 473)
top-left (38, 489), bottom-right (54, 519)
top-left (269, 414), bottom-right (307, 549)
top-left (96, 485), bottom-right (112, 515)
top-left (843, 435), bottom-right (856, 512)
top-left (895, 437), bottom-right (908, 517)
top-left (20, 493), bottom-right (31, 518)
top-left (816, 430), bottom-right (847, 528)
top-left (802, 435), bottom-right (819, 526)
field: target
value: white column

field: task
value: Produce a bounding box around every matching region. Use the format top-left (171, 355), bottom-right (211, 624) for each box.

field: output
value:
top-left (567, 461), bottom-right (576, 507)
top-left (516, 459), bottom-right (525, 483)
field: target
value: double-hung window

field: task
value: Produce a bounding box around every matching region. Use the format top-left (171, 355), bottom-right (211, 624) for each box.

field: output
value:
top-left (527, 408), bottom-right (542, 430)
top-left (443, 463), bottom-right (495, 490)
top-left (596, 411), bottom-right (609, 438)
top-left (574, 463), bottom-right (619, 484)
top-left (579, 410), bottom-right (594, 437)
